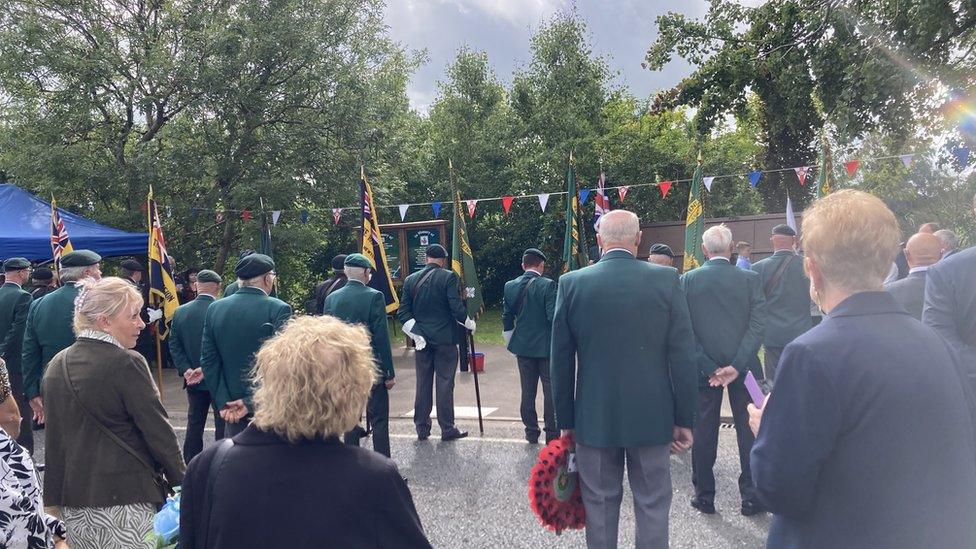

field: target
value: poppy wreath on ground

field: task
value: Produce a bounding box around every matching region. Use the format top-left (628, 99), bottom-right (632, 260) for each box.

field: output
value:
top-left (527, 435), bottom-right (585, 534)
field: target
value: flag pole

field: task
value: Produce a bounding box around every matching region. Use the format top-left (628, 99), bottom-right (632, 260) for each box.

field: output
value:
top-left (467, 328), bottom-right (484, 436)
top-left (146, 190), bottom-right (164, 394)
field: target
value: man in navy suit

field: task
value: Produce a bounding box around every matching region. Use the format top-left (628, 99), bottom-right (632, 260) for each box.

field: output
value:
top-left (884, 232), bottom-right (941, 320)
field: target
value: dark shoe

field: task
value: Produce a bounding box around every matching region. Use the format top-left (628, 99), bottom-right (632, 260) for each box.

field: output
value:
top-left (526, 434), bottom-right (540, 444)
top-left (741, 501), bottom-right (767, 516)
top-left (441, 430), bottom-right (468, 442)
top-left (417, 433), bottom-right (430, 441)
top-left (691, 497), bottom-right (716, 515)
top-left (545, 436), bottom-right (558, 445)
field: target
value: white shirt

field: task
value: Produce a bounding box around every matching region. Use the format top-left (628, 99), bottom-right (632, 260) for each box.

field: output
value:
top-left (709, 256), bottom-right (731, 262)
top-left (909, 266), bottom-right (931, 275)
top-left (603, 248), bottom-right (635, 257)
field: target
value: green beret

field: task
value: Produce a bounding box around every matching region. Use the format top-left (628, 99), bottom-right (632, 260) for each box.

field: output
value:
top-left (343, 253), bottom-right (375, 270)
top-left (60, 250), bottom-right (102, 268)
top-left (2, 257), bottom-right (30, 271)
top-left (196, 269), bottom-right (222, 284)
top-left (772, 224), bottom-right (796, 237)
top-left (523, 248), bottom-right (547, 262)
top-left (120, 259), bottom-right (145, 272)
top-left (648, 243), bottom-right (675, 258)
top-left (234, 253), bottom-right (275, 279)
top-left (32, 268), bottom-right (53, 281)
top-left (426, 244), bottom-right (447, 259)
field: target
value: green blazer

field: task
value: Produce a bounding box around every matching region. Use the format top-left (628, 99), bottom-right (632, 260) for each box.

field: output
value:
top-left (323, 280), bottom-right (395, 379)
top-left (168, 294), bottom-right (216, 392)
top-left (0, 283), bottom-right (32, 374)
top-left (397, 264), bottom-right (466, 346)
top-left (200, 287), bottom-right (291, 410)
top-left (751, 250), bottom-right (813, 348)
top-left (223, 280), bottom-right (239, 297)
top-left (22, 283), bottom-right (79, 399)
top-left (680, 258), bottom-right (765, 386)
top-left (550, 249), bottom-right (698, 448)
top-left (502, 271), bottom-right (556, 358)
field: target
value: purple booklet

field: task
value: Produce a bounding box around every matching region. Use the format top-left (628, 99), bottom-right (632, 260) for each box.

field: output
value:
top-left (745, 371), bottom-right (767, 408)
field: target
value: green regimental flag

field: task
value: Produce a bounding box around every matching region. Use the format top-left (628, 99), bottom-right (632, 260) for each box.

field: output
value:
top-left (816, 135), bottom-right (835, 198)
top-left (683, 152), bottom-right (706, 271)
top-left (562, 154), bottom-right (588, 273)
top-left (449, 161), bottom-right (483, 319)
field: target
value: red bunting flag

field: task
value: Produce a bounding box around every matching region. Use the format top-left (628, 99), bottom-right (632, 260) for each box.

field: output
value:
top-left (332, 208), bottom-right (341, 226)
top-left (501, 195), bottom-right (514, 214)
top-left (844, 160), bottom-right (860, 177)
top-left (466, 199), bottom-right (477, 218)
top-left (659, 181), bottom-right (672, 199)
top-left (618, 186), bottom-right (629, 202)
top-left (241, 209), bottom-right (252, 221)
top-left (794, 166), bottom-right (809, 185)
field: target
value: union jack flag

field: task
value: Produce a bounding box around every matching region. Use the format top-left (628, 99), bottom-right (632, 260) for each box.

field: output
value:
top-left (593, 170), bottom-right (610, 230)
top-left (50, 196), bottom-right (73, 270)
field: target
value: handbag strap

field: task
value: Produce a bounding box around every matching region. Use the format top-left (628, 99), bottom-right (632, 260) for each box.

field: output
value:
top-left (514, 276), bottom-right (538, 318)
top-left (57, 348), bottom-right (157, 474)
top-left (412, 267), bottom-right (439, 301)
top-left (763, 254), bottom-right (795, 299)
top-left (202, 438), bottom-right (235, 547)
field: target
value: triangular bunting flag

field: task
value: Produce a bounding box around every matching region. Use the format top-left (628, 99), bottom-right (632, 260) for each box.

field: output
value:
top-left (216, 211), bottom-right (224, 223)
top-left (794, 166), bottom-right (809, 185)
top-left (618, 186), bottom-right (629, 202)
top-left (659, 181), bottom-right (672, 199)
top-left (300, 210), bottom-right (309, 224)
top-left (579, 188), bottom-right (590, 205)
top-left (844, 160), bottom-right (860, 177)
top-left (398, 204), bottom-right (409, 221)
top-left (703, 176), bottom-right (715, 192)
top-left (501, 195), bottom-right (514, 215)
top-left (900, 154), bottom-right (914, 168)
top-left (748, 170), bottom-right (761, 188)
top-left (332, 208), bottom-right (341, 226)
top-left (271, 210), bottom-right (281, 226)
top-left (241, 209), bottom-right (252, 221)
top-left (538, 194), bottom-right (550, 212)
top-left (432, 201), bottom-right (442, 218)
top-left (466, 199), bottom-right (477, 219)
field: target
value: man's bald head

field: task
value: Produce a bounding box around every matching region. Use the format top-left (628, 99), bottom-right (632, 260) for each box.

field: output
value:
top-left (597, 210), bottom-right (641, 254)
top-left (918, 222), bottom-right (940, 234)
top-left (904, 232), bottom-right (943, 269)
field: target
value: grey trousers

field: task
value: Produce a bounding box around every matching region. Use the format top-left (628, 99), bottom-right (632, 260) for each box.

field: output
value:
top-left (414, 344), bottom-right (459, 436)
top-left (764, 346), bottom-right (784, 383)
top-left (516, 356), bottom-right (557, 441)
top-left (576, 443), bottom-right (672, 549)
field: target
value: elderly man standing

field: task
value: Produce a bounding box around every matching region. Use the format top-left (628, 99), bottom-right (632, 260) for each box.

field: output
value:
top-left (0, 258), bottom-right (34, 452)
top-left (646, 243), bottom-right (675, 267)
top-left (681, 225), bottom-right (766, 516)
top-left (324, 253), bottom-right (396, 457)
top-left (201, 254), bottom-right (291, 436)
top-left (502, 248), bottom-right (557, 445)
top-left (22, 250), bottom-right (101, 427)
top-left (750, 225), bottom-right (812, 382)
top-left (884, 232), bottom-right (942, 320)
top-left (170, 270), bottom-right (226, 462)
top-left (934, 229), bottom-right (959, 258)
top-left (551, 210), bottom-right (697, 549)
top-left (398, 244), bottom-right (473, 442)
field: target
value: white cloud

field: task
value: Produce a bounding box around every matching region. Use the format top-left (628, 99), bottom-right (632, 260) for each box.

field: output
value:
top-left (446, 0), bottom-right (566, 26)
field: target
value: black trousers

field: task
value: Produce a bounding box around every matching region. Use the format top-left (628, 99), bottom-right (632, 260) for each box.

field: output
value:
top-left (414, 344), bottom-right (460, 437)
top-left (183, 389), bottom-right (226, 463)
top-left (692, 382), bottom-right (757, 505)
top-left (343, 382), bottom-right (391, 457)
top-left (8, 371), bottom-right (33, 455)
top-left (764, 346), bottom-right (784, 383)
top-left (516, 356), bottom-right (557, 442)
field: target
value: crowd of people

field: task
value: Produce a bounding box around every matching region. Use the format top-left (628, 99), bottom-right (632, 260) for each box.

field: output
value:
top-left (0, 189), bottom-right (972, 548)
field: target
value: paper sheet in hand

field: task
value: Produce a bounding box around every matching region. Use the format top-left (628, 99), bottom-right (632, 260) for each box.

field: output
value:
top-left (745, 371), bottom-right (766, 408)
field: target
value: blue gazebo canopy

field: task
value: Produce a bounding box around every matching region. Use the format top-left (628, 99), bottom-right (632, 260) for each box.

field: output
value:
top-left (0, 184), bottom-right (148, 262)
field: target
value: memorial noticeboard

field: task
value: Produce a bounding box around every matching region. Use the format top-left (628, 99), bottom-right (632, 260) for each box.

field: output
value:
top-left (382, 232), bottom-right (401, 279)
top-left (407, 228), bottom-right (441, 275)
top-left (378, 220), bottom-right (448, 281)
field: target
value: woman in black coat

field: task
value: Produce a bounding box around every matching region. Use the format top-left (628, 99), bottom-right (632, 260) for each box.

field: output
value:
top-left (181, 316), bottom-right (431, 549)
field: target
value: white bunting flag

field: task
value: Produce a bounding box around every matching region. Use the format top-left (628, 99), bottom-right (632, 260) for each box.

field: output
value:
top-left (900, 154), bottom-right (914, 168)
top-left (398, 204), bottom-right (409, 221)
top-left (794, 166), bottom-right (809, 185)
top-left (271, 210), bottom-right (282, 226)
top-left (618, 186), bottom-right (630, 202)
top-left (703, 176), bottom-right (715, 192)
top-left (538, 193), bottom-right (550, 212)
top-left (466, 199), bottom-right (478, 218)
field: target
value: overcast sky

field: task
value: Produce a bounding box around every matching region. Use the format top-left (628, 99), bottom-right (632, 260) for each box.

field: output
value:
top-left (382, 0), bottom-right (714, 113)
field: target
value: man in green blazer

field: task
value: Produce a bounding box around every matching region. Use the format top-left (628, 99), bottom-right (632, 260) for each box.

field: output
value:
top-left (551, 210), bottom-right (697, 549)
top-left (681, 224), bottom-right (766, 517)
top-left (200, 254), bottom-right (291, 436)
top-left (324, 253), bottom-right (395, 457)
top-left (169, 269), bottom-right (225, 461)
top-left (0, 258), bottom-right (35, 452)
top-left (502, 248), bottom-right (557, 444)
top-left (22, 250), bottom-right (102, 428)
top-left (398, 244), bottom-right (472, 442)
top-left (750, 224), bottom-right (813, 381)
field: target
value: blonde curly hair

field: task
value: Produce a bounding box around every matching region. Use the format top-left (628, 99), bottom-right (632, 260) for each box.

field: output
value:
top-left (252, 316), bottom-right (377, 442)
top-left (73, 277), bottom-right (143, 335)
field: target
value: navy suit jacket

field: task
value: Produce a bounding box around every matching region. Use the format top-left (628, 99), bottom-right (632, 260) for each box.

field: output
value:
top-left (751, 292), bottom-right (976, 549)
top-left (924, 246), bottom-right (976, 373)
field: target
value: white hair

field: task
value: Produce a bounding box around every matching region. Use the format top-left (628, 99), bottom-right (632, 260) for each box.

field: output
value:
top-left (58, 265), bottom-right (89, 283)
top-left (934, 229), bottom-right (958, 251)
top-left (702, 224), bottom-right (733, 255)
top-left (598, 210), bottom-right (640, 244)
top-left (343, 266), bottom-right (369, 282)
